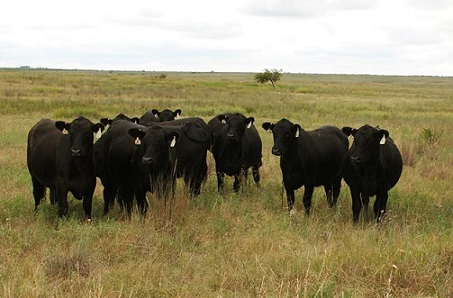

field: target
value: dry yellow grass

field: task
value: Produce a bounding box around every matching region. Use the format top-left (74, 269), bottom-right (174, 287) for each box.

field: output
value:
top-left (1, 69), bottom-right (453, 297)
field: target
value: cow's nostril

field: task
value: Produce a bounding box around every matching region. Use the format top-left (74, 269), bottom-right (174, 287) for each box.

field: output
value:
top-left (272, 148), bottom-right (282, 156)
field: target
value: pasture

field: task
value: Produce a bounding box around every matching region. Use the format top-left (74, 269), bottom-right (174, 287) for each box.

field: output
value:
top-left (1, 69), bottom-right (453, 297)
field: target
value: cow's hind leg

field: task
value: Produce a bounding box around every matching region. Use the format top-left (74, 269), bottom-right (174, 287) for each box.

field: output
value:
top-left (252, 164), bottom-right (261, 187)
top-left (332, 176), bottom-right (341, 207)
top-left (103, 183), bottom-right (117, 215)
top-left (31, 176), bottom-right (45, 211)
top-left (302, 185), bottom-right (314, 215)
top-left (324, 185), bottom-right (334, 208)
top-left (118, 186), bottom-right (135, 218)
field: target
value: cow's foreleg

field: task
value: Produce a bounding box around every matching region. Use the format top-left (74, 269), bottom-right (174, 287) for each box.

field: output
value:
top-left (233, 174), bottom-right (241, 192)
top-left (350, 187), bottom-right (362, 224)
top-left (285, 184), bottom-right (296, 212)
top-left (374, 190), bottom-right (389, 223)
top-left (82, 195), bottom-right (93, 221)
top-left (216, 171), bottom-right (224, 192)
top-left (56, 185), bottom-right (69, 218)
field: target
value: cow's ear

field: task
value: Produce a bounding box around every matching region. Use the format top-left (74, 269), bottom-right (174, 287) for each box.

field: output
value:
top-left (174, 109), bottom-right (182, 119)
top-left (379, 129), bottom-right (389, 145)
top-left (293, 124), bottom-right (301, 138)
top-left (245, 117), bottom-right (254, 129)
top-left (55, 121), bottom-right (70, 134)
top-left (262, 122), bottom-right (274, 132)
top-left (100, 118), bottom-right (111, 127)
top-left (152, 109), bottom-right (160, 117)
top-left (342, 127), bottom-right (357, 137)
top-left (92, 123), bottom-right (105, 140)
top-left (218, 115), bottom-right (228, 124)
top-left (128, 128), bottom-right (146, 145)
top-left (166, 131), bottom-right (181, 148)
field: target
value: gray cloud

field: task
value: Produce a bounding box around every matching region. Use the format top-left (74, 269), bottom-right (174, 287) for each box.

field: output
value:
top-left (244, 0), bottom-right (378, 18)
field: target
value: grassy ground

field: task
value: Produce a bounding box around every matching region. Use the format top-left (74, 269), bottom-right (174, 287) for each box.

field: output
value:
top-left (1, 69), bottom-right (453, 297)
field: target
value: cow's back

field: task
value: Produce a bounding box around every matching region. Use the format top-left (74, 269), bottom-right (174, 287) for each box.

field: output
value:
top-left (241, 124), bottom-right (262, 168)
top-left (27, 119), bottom-right (62, 187)
top-left (291, 126), bottom-right (348, 186)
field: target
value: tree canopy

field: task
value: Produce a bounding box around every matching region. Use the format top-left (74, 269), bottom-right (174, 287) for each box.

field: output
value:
top-left (254, 69), bottom-right (283, 89)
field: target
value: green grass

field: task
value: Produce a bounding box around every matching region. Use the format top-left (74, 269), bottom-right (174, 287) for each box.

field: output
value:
top-left (1, 68), bottom-right (453, 297)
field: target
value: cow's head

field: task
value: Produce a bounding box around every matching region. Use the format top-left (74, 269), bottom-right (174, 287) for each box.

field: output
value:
top-left (129, 126), bottom-right (180, 166)
top-left (342, 125), bottom-right (389, 168)
top-left (218, 113), bottom-right (254, 143)
top-left (262, 118), bottom-right (301, 156)
top-left (153, 109), bottom-right (182, 122)
top-left (100, 113), bottom-right (139, 129)
top-left (56, 117), bottom-right (104, 157)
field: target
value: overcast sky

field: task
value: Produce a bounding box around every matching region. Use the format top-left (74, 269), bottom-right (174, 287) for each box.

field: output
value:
top-left (1, 0), bottom-right (452, 76)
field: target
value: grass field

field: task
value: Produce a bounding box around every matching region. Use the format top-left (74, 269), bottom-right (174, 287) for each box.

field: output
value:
top-left (1, 69), bottom-right (453, 297)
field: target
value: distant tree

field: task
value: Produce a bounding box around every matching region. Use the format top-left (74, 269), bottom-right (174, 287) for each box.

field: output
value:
top-left (254, 69), bottom-right (283, 89)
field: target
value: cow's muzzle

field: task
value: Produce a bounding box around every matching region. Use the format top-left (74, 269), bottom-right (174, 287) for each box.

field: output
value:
top-left (142, 157), bottom-right (152, 165)
top-left (350, 156), bottom-right (361, 164)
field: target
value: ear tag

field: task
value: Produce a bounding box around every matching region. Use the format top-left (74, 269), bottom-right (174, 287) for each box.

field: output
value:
top-left (175, 114), bottom-right (181, 120)
top-left (221, 119), bottom-right (227, 124)
top-left (246, 122), bottom-right (252, 129)
top-left (62, 128), bottom-right (68, 135)
top-left (135, 137), bottom-right (141, 145)
top-left (295, 128), bottom-right (300, 138)
top-left (95, 128), bottom-right (102, 140)
top-left (170, 136), bottom-right (177, 147)
top-left (380, 135), bottom-right (386, 145)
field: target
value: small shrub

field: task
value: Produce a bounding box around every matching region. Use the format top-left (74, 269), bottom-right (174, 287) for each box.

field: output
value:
top-left (421, 127), bottom-right (443, 145)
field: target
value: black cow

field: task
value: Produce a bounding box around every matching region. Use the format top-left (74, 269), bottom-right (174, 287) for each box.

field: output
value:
top-left (27, 117), bottom-right (104, 219)
top-left (208, 113), bottom-right (262, 192)
top-left (129, 117), bottom-right (210, 198)
top-left (342, 125), bottom-right (403, 223)
top-left (93, 119), bottom-right (149, 216)
top-left (139, 109), bottom-right (182, 125)
top-left (262, 119), bottom-right (348, 216)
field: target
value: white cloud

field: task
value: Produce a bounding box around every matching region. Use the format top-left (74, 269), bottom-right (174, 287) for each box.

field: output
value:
top-left (0, 0), bottom-right (452, 75)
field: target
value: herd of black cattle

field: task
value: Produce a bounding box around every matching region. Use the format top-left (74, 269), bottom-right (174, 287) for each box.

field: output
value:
top-left (26, 108), bottom-right (403, 223)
